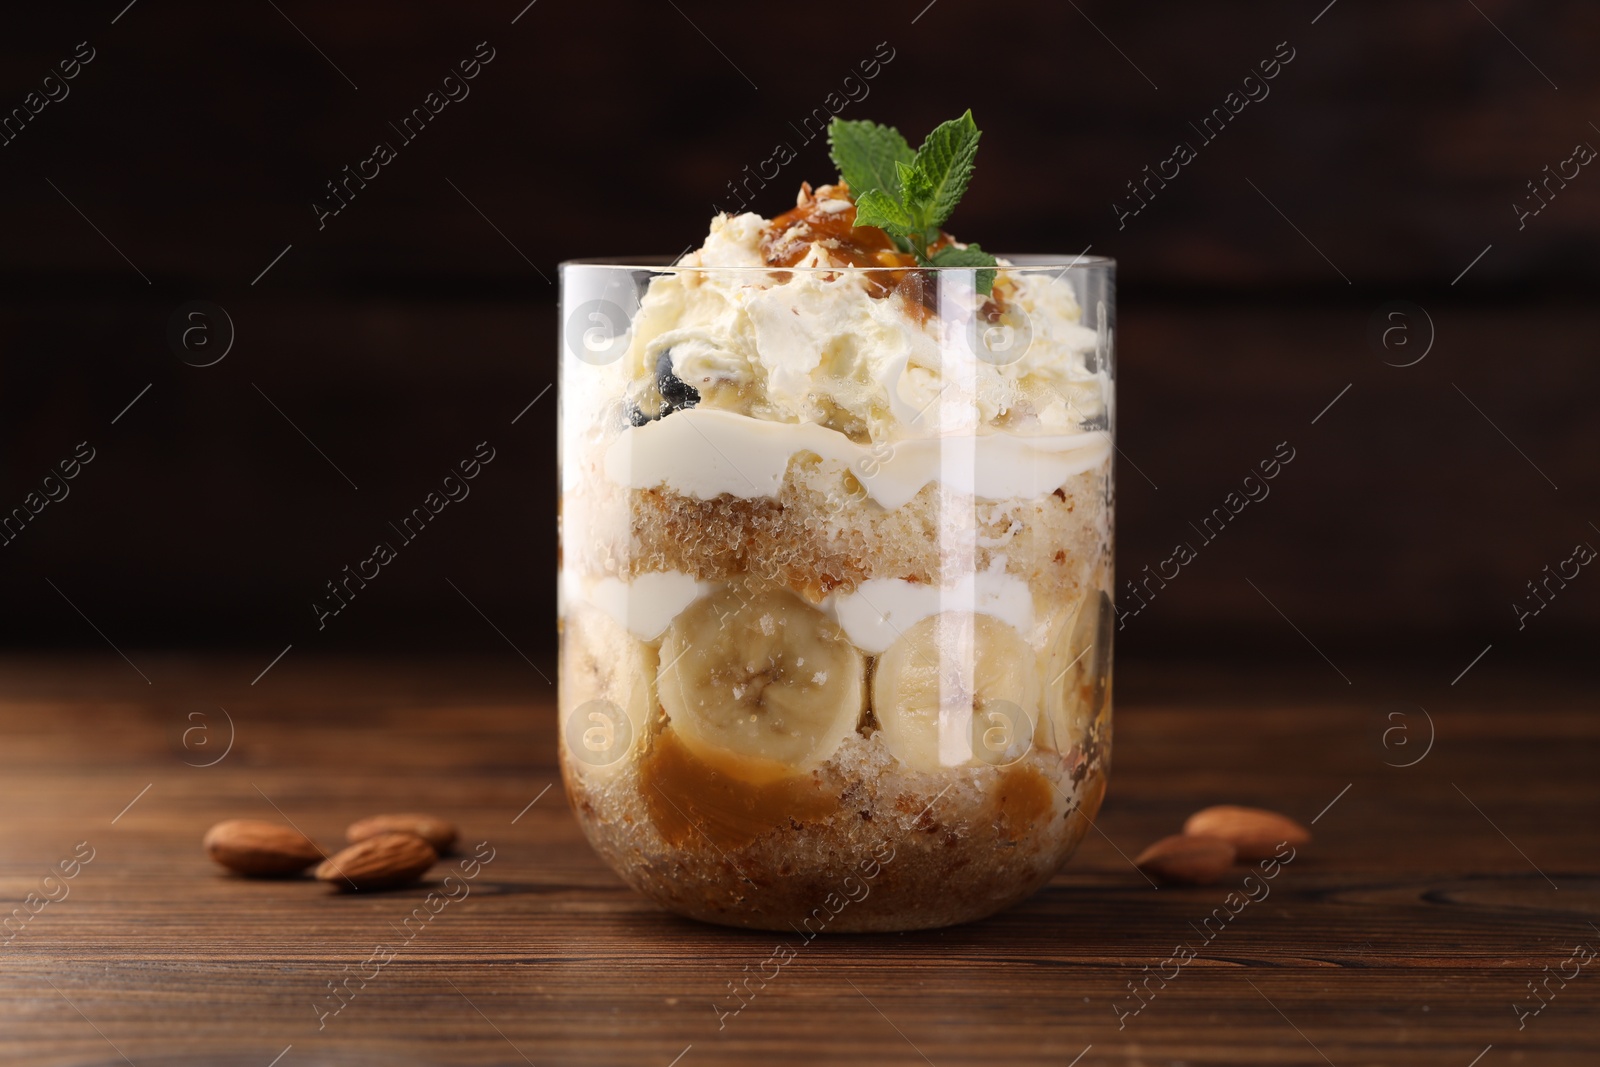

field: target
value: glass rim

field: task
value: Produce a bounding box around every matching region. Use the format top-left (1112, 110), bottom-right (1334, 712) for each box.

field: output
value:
top-left (559, 253), bottom-right (1114, 273)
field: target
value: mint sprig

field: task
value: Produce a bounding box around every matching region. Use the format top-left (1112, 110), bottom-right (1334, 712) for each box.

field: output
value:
top-left (827, 109), bottom-right (998, 294)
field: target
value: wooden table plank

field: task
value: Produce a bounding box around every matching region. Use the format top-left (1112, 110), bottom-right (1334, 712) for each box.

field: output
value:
top-left (0, 655), bottom-right (1595, 1066)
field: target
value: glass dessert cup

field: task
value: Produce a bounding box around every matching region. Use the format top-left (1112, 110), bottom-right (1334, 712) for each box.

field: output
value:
top-left (558, 253), bottom-right (1114, 932)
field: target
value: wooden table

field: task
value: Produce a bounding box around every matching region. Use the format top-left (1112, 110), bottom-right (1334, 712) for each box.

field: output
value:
top-left (1, 654), bottom-right (1594, 1066)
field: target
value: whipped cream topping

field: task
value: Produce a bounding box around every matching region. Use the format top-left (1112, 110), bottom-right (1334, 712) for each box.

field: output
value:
top-left (620, 188), bottom-right (1108, 443)
top-left (605, 406), bottom-right (1109, 508)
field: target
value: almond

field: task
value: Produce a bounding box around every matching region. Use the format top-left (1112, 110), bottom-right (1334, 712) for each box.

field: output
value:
top-left (204, 819), bottom-right (323, 877)
top-left (346, 813), bottom-right (457, 853)
top-left (1184, 805), bottom-right (1311, 861)
top-left (317, 831), bottom-right (436, 891)
top-left (1134, 834), bottom-right (1236, 885)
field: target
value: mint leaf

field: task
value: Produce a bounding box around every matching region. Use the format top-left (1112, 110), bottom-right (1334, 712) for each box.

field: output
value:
top-left (928, 244), bottom-right (997, 268)
top-left (929, 242), bottom-right (998, 295)
top-left (852, 188), bottom-right (916, 238)
top-left (828, 119), bottom-right (914, 201)
top-left (834, 110), bottom-right (989, 273)
top-left (895, 160), bottom-right (932, 209)
top-left (914, 109), bottom-right (981, 230)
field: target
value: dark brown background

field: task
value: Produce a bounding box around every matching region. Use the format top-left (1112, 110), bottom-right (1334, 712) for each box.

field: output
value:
top-left (1, 0), bottom-right (1595, 673)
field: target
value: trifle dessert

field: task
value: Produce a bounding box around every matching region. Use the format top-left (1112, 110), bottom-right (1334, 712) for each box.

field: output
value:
top-left (558, 113), bottom-right (1114, 931)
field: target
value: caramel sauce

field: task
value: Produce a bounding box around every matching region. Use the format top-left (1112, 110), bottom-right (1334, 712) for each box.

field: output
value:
top-left (990, 765), bottom-right (1055, 839)
top-left (757, 182), bottom-right (1002, 324)
top-left (762, 183), bottom-right (911, 272)
top-left (640, 728), bottom-right (839, 851)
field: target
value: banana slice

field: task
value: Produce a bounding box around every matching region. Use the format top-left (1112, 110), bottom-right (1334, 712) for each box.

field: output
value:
top-left (872, 612), bottom-right (1041, 771)
top-left (1042, 589), bottom-right (1113, 753)
top-left (559, 606), bottom-right (659, 775)
top-left (656, 586), bottom-right (864, 783)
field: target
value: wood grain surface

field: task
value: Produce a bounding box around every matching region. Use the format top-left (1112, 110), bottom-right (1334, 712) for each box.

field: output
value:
top-left (1, 654), bottom-right (1596, 1066)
